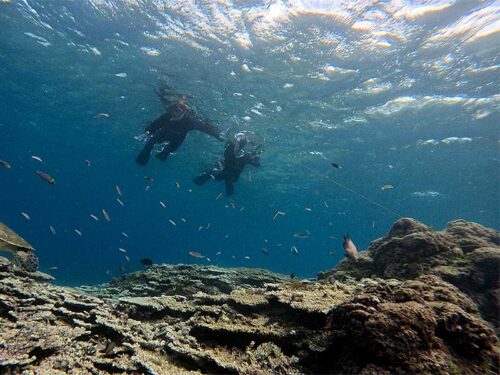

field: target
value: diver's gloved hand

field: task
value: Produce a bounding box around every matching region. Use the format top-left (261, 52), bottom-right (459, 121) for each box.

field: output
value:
top-left (134, 132), bottom-right (152, 143)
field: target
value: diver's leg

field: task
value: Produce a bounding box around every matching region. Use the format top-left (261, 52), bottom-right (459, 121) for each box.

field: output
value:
top-left (225, 180), bottom-right (235, 196)
top-left (156, 134), bottom-right (186, 161)
top-left (136, 139), bottom-right (156, 165)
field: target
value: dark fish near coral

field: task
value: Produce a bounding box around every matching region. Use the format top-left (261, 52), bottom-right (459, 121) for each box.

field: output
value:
top-left (0, 160), bottom-right (11, 169)
top-left (140, 258), bottom-right (153, 266)
top-left (331, 162), bottom-right (341, 169)
top-left (343, 234), bottom-right (359, 262)
top-left (35, 170), bottom-right (55, 184)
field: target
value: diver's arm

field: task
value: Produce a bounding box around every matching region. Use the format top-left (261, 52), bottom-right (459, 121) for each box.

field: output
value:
top-left (192, 118), bottom-right (223, 141)
top-left (145, 113), bottom-right (171, 134)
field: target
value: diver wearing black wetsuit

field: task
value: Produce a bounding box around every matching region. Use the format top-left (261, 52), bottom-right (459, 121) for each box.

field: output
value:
top-left (193, 133), bottom-right (261, 196)
top-left (136, 98), bottom-right (223, 165)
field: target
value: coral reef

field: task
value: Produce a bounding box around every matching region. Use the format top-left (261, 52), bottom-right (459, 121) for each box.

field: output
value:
top-left (0, 218), bottom-right (498, 374)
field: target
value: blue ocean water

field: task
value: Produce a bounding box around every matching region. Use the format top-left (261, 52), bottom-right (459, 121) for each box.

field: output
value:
top-left (0, 0), bottom-right (498, 285)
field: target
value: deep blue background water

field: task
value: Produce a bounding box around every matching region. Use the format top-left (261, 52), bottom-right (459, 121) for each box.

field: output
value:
top-left (1, 0), bottom-right (499, 285)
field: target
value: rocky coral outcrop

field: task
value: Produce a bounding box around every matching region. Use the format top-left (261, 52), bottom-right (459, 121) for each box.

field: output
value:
top-left (320, 217), bottom-right (500, 332)
top-left (0, 218), bottom-right (499, 374)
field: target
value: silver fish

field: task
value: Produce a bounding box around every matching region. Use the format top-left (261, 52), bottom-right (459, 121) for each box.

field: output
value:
top-left (102, 209), bottom-right (110, 222)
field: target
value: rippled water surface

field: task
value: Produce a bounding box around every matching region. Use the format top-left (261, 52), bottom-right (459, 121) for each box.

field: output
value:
top-left (0, 0), bottom-right (499, 284)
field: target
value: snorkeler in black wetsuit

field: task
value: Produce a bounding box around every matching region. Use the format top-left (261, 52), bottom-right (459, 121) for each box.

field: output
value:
top-left (136, 94), bottom-right (223, 165)
top-left (193, 132), bottom-right (261, 196)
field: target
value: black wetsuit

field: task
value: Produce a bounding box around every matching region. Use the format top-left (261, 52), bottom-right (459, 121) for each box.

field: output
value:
top-left (193, 142), bottom-right (260, 196)
top-left (136, 112), bottom-right (222, 165)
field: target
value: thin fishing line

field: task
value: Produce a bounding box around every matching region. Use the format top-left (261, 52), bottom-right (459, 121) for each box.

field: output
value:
top-left (300, 163), bottom-right (403, 218)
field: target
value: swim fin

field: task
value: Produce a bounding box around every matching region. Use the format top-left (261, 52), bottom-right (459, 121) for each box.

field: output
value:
top-left (193, 174), bottom-right (211, 186)
top-left (136, 141), bottom-right (154, 165)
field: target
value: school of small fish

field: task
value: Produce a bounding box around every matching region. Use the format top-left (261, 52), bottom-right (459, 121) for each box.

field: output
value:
top-left (1, 153), bottom-right (395, 276)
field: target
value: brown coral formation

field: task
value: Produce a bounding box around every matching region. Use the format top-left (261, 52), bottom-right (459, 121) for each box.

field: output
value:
top-left (0, 218), bottom-right (499, 374)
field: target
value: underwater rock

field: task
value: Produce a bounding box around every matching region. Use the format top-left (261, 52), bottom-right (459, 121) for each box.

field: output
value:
top-left (319, 218), bottom-right (500, 331)
top-left (0, 219), bottom-right (498, 374)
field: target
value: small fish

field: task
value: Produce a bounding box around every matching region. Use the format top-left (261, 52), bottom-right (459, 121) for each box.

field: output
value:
top-left (118, 248), bottom-right (127, 253)
top-left (145, 185), bottom-right (151, 192)
top-left (331, 162), bottom-right (341, 169)
top-left (94, 113), bottom-right (110, 118)
top-left (115, 72), bottom-right (127, 78)
top-left (224, 234), bottom-right (229, 239)
top-left (50, 266), bottom-right (59, 270)
top-left (304, 207), bottom-right (312, 212)
top-left (290, 245), bottom-right (299, 255)
top-left (293, 230), bottom-right (310, 239)
top-left (230, 203), bottom-right (236, 209)
top-left (102, 209), bottom-right (110, 222)
top-left (169, 219), bottom-right (176, 226)
top-left (144, 176), bottom-right (154, 181)
top-left (244, 256), bottom-right (251, 260)
top-left (35, 170), bottom-right (55, 184)
top-left (329, 251), bottom-right (337, 256)
top-left (210, 174), bottom-right (215, 180)
top-left (125, 255), bottom-right (130, 262)
top-left (261, 248), bottom-right (269, 255)
top-left (118, 265), bottom-right (125, 273)
top-left (198, 225), bottom-right (204, 231)
top-left (248, 170), bottom-right (252, 182)
top-left (175, 181), bottom-right (180, 188)
top-left (206, 223), bottom-right (211, 230)
top-left (372, 220), bottom-right (376, 228)
top-left (21, 212), bottom-right (30, 220)
top-left (329, 235), bottom-right (338, 240)
top-left (206, 257), bottom-right (211, 262)
top-left (0, 160), bottom-right (11, 169)
top-left (31, 155), bottom-right (43, 163)
top-left (140, 258), bottom-right (153, 266)
top-left (216, 251), bottom-right (222, 256)
top-left (216, 193), bottom-right (223, 200)
top-left (90, 214), bottom-right (99, 221)
top-left (381, 184), bottom-right (394, 190)
top-left (324, 201), bottom-right (329, 208)
top-left (49, 225), bottom-right (56, 234)
top-left (273, 211), bottom-right (285, 220)
top-left (74, 229), bottom-right (83, 236)
top-left (121, 232), bottom-right (129, 238)
top-left (115, 185), bottom-right (122, 196)
top-left (116, 198), bottom-right (124, 206)
top-left (188, 251), bottom-right (205, 259)
top-left (180, 217), bottom-right (187, 223)
top-left (240, 206), bottom-right (245, 212)
top-left (160, 201), bottom-right (166, 208)
top-left (84, 159), bottom-right (91, 166)
top-left (343, 234), bottom-right (359, 262)
top-left (276, 243), bottom-right (283, 247)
